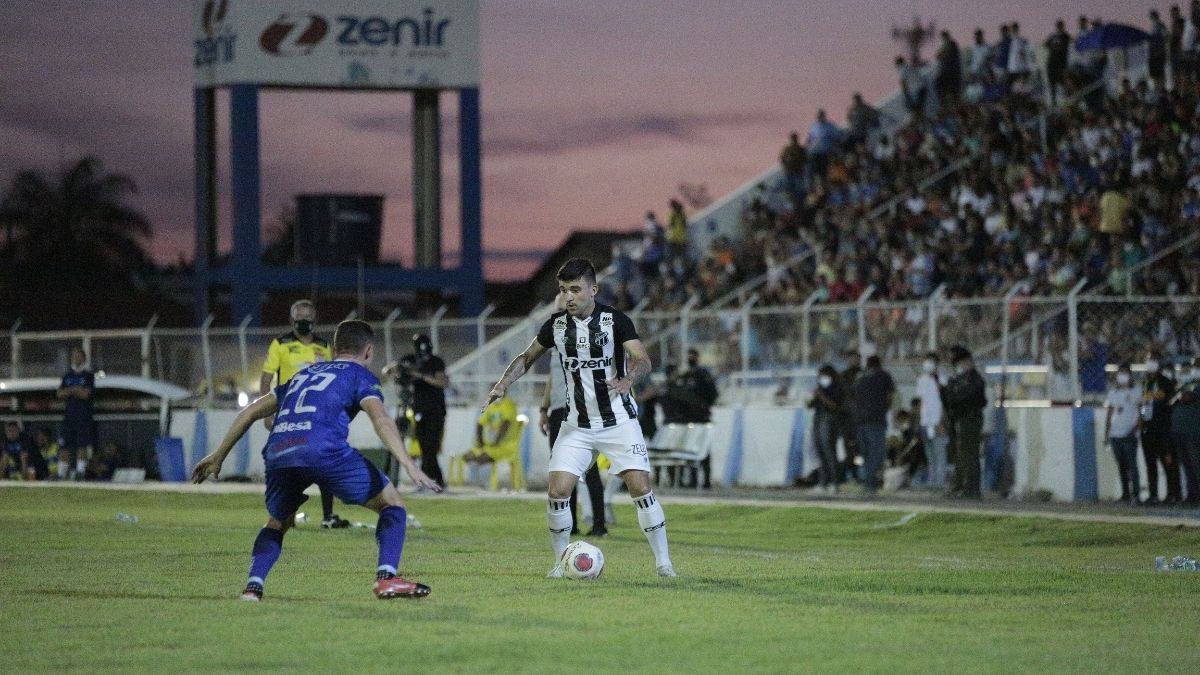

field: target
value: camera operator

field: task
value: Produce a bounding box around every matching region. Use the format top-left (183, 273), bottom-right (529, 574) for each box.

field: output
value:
top-left (403, 334), bottom-right (449, 489)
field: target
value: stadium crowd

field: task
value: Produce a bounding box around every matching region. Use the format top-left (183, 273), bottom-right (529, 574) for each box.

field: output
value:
top-left (605, 8), bottom-right (1200, 315)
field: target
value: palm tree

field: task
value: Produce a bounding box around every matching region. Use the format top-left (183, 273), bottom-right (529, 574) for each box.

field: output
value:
top-left (0, 156), bottom-right (153, 284)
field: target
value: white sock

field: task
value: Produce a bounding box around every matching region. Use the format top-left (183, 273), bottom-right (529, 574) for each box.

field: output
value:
top-left (57, 460), bottom-right (69, 479)
top-left (76, 458), bottom-right (87, 474)
top-left (547, 497), bottom-right (572, 562)
top-left (633, 492), bottom-right (671, 568)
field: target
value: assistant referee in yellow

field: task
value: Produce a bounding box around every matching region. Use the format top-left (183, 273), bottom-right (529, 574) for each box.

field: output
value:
top-left (259, 299), bottom-right (348, 528)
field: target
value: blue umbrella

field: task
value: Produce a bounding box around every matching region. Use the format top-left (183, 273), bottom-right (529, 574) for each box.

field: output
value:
top-left (1074, 23), bottom-right (1151, 51)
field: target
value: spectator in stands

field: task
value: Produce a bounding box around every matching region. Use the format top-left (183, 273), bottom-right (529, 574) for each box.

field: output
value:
top-left (1045, 20), bottom-right (1072, 104)
top-left (1150, 9), bottom-right (1168, 86)
top-left (992, 23), bottom-right (1012, 84)
top-left (853, 354), bottom-right (895, 493)
top-left (809, 364), bottom-right (842, 494)
top-left (780, 132), bottom-right (807, 207)
top-left (666, 199), bottom-right (689, 268)
top-left (1142, 348), bottom-right (1180, 506)
top-left (945, 345), bottom-right (986, 499)
top-left (838, 349), bottom-right (862, 482)
top-left (57, 345), bottom-right (94, 481)
top-left (1105, 363), bottom-right (1142, 505)
top-left (845, 92), bottom-right (881, 148)
top-left (967, 28), bottom-right (991, 85)
top-left (1099, 181), bottom-right (1131, 244)
top-left (806, 109), bottom-right (842, 182)
top-left (935, 31), bottom-right (962, 108)
top-left (1171, 5), bottom-right (1188, 80)
top-left (1007, 22), bottom-right (1033, 87)
top-left (896, 56), bottom-right (927, 119)
top-left (640, 211), bottom-right (665, 280)
top-left (916, 351), bottom-right (948, 487)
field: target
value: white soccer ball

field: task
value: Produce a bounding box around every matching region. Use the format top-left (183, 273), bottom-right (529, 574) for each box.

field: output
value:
top-left (561, 541), bottom-right (605, 580)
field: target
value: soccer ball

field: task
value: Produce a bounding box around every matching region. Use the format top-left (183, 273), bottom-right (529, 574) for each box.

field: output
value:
top-left (560, 541), bottom-right (605, 580)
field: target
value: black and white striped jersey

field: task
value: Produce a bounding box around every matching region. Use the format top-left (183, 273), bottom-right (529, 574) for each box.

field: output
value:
top-left (537, 304), bottom-right (640, 429)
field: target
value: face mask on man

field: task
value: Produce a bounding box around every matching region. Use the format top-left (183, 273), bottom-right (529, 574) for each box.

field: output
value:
top-left (1117, 372), bottom-right (1131, 386)
top-left (1146, 360), bottom-right (1159, 374)
top-left (293, 319), bottom-right (314, 336)
top-left (818, 375), bottom-right (833, 388)
top-left (922, 360), bottom-right (937, 374)
top-left (955, 364), bottom-right (969, 376)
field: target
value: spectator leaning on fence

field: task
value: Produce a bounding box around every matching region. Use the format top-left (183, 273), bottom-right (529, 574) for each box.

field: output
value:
top-left (1141, 349), bottom-right (1180, 506)
top-left (916, 351), bottom-right (949, 488)
top-left (853, 354), bottom-right (895, 494)
top-left (1171, 357), bottom-right (1200, 506)
top-left (1105, 363), bottom-right (1142, 505)
top-left (945, 345), bottom-right (987, 500)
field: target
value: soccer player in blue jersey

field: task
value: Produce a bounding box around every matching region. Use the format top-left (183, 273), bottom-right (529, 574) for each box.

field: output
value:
top-left (191, 320), bottom-right (442, 601)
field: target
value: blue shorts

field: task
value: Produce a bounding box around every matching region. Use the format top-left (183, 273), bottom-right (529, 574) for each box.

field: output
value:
top-left (264, 454), bottom-right (389, 521)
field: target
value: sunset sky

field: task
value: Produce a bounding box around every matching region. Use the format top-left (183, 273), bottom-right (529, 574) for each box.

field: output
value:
top-left (0, 0), bottom-right (1148, 279)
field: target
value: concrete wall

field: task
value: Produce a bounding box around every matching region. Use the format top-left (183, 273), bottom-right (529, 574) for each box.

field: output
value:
top-left (168, 405), bottom-right (1161, 502)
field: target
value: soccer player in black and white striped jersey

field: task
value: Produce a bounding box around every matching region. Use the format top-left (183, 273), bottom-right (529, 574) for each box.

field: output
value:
top-left (485, 258), bottom-right (675, 577)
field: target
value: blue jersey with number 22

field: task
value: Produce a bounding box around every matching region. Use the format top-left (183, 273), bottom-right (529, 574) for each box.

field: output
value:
top-left (263, 360), bottom-right (384, 470)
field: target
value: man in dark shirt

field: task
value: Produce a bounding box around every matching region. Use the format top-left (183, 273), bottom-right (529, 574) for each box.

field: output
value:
top-left (1044, 20), bottom-right (1071, 104)
top-left (838, 350), bottom-right (863, 483)
top-left (1170, 357), bottom-right (1200, 506)
top-left (944, 346), bottom-right (987, 499)
top-left (1141, 349), bottom-right (1179, 505)
top-left (853, 355), bottom-right (895, 492)
top-left (667, 348), bottom-right (719, 488)
top-left (407, 334), bottom-right (449, 489)
top-left (56, 346), bottom-right (95, 480)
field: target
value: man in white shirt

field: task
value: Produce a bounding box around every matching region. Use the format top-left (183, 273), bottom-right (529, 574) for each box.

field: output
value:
top-left (1105, 363), bottom-right (1142, 505)
top-left (916, 351), bottom-right (948, 487)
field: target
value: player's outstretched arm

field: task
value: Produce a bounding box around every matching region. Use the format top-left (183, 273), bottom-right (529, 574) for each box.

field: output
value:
top-left (361, 397), bottom-right (443, 492)
top-left (191, 393), bottom-right (278, 483)
top-left (608, 339), bottom-right (652, 396)
top-left (483, 339), bottom-right (548, 410)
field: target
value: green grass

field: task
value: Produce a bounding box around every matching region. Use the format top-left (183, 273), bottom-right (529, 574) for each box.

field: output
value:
top-left (2, 487), bottom-right (1199, 673)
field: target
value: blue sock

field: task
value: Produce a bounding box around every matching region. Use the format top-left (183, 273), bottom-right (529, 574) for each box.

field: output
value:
top-left (247, 527), bottom-right (284, 587)
top-left (375, 506), bottom-right (408, 578)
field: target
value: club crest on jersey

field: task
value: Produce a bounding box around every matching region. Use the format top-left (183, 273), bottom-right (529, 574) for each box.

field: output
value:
top-left (591, 331), bottom-right (609, 347)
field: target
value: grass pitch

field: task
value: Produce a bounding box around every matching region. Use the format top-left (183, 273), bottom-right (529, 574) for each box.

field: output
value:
top-left (2, 487), bottom-right (1199, 673)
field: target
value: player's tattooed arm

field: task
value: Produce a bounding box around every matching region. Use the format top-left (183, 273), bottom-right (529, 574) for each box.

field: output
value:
top-left (484, 339), bottom-right (549, 409)
top-left (610, 339), bottom-right (652, 395)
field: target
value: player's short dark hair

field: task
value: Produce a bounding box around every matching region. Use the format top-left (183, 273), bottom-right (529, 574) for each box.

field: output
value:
top-left (333, 320), bottom-right (374, 355)
top-left (557, 258), bottom-right (596, 285)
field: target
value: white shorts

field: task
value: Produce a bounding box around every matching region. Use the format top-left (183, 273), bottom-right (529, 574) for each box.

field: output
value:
top-left (548, 419), bottom-right (650, 477)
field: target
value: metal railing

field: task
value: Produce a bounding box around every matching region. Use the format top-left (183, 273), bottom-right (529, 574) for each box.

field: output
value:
top-left (4, 292), bottom-right (1194, 408)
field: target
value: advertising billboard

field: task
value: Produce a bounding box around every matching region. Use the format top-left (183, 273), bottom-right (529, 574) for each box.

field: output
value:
top-left (193, 0), bottom-right (480, 89)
